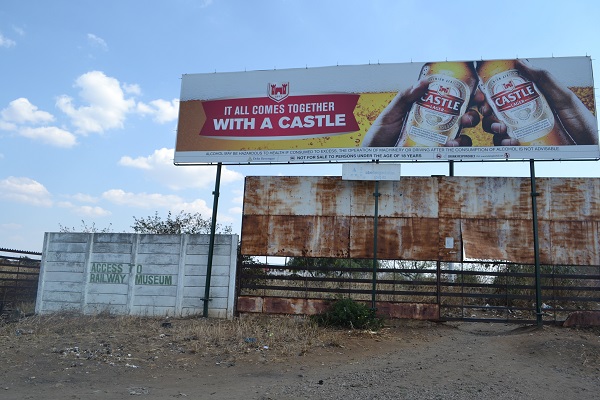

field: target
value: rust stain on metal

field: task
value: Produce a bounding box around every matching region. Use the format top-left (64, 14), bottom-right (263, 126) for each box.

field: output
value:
top-left (349, 217), bottom-right (441, 260)
top-left (547, 178), bottom-right (600, 220)
top-left (439, 177), bottom-right (534, 219)
top-left (242, 176), bottom-right (600, 266)
top-left (549, 220), bottom-right (600, 265)
top-left (462, 219), bottom-right (535, 264)
top-left (375, 302), bottom-right (439, 320)
top-left (263, 297), bottom-right (331, 315)
top-left (236, 296), bottom-right (263, 313)
top-left (237, 296), bottom-right (439, 319)
top-left (390, 178), bottom-right (439, 218)
top-left (242, 176), bottom-right (269, 216)
top-left (240, 215), bottom-right (269, 255)
top-left (462, 218), bottom-right (559, 264)
top-left (248, 215), bottom-right (351, 258)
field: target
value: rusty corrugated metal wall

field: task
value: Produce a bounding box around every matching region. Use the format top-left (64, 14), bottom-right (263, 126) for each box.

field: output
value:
top-left (241, 176), bottom-right (600, 266)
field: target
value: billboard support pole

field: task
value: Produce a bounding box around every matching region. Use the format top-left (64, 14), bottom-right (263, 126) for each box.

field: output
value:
top-left (203, 162), bottom-right (222, 318)
top-left (448, 161), bottom-right (455, 281)
top-left (529, 159), bottom-right (543, 327)
top-left (371, 177), bottom-right (380, 311)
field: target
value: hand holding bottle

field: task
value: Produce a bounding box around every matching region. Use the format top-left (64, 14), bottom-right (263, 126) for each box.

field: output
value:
top-left (362, 63), bottom-right (480, 148)
top-left (476, 59), bottom-right (598, 146)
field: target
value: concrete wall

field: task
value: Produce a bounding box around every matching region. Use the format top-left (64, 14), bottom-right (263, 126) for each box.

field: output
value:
top-left (36, 233), bottom-right (238, 319)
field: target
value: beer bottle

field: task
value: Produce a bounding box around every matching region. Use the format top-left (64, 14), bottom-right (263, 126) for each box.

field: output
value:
top-left (397, 61), bottom-right (478, 147)
top-left (476, 59), bottom-right (575, 146)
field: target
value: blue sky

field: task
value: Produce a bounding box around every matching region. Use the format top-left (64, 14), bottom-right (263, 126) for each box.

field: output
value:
top-left (1, 0), bottom-right (599, 251)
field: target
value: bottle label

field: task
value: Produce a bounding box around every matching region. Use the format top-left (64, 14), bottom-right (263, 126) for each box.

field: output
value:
top-left (407, 75), bottom-right (469, 145)
top-left (482, 69), bottom-right (553, 142)
top-left (512, 118), bottom-right (552, 140)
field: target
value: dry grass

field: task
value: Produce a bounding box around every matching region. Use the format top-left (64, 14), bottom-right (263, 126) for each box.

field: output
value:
top-left (0, 312), bottom-right (369, 367)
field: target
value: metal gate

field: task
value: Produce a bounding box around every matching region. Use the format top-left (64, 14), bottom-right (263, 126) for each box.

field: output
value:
top-left (0, 248), bottom-right (41, 318)
top-left (236, 258), bottom-right (600, 324)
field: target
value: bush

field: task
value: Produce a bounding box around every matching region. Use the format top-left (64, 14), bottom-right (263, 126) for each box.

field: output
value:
top-left (312, 298), bottom-right (384, 330)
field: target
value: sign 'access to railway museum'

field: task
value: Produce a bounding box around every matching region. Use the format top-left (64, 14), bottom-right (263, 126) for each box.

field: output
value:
top-left (174, 56), bottom-right (599, 165)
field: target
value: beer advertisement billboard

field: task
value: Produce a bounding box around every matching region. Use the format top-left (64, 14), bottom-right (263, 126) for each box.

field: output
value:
top-left (175, 56), bottom-right (598, 165)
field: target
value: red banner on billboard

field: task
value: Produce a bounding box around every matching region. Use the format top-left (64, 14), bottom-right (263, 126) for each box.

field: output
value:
top-left (199, 94), bottom-right (360, 138)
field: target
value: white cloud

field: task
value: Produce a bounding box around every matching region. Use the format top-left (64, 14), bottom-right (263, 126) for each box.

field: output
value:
top-left (56, 71), bottom-right (135, 134)
top-left (0, 120), bottom-right (16, 131)
top-left (118, 148), bottom-right (244, 190)
top-left (175, 199), bottom-right (212, 215)
top-left (75, 205), bottom-right (112, 217)
top-left (232, 189), bottom-right (244, 204)
top-left (59, 192), bottom-right (105, 215)
top-left (136, 102), bottom-right (153, 115)
top-left (102, 189), bottom-right (184, 209)
top-left (0, 33), bottom-right (16, 48)
top-left (56, 200), bottom-right (73, 208)
top-left (228, 206), bottom-right (243, 215)
top-left (123, 83), bottom-right (141, 95)
top-left (19, 126), bottom-right (77, 148)
top-left (0, 99), bottom-right (76, 147)
top-left (12, 26), bottom-right (25, 36)
top-left (1, 98), bottom-right (55, 124)
top-left (1, 222), bottom-right (21, 230)
top-left (102, 189), bottom-right (211, 215)
top-left (137, 98), bottom-right (179, 123)
top-left (67, 193), bottom-right (99, 203)
top-left (0, 176), bottom-right (52, 207)
top-left (119, 154), bottom-right (152, 170)
top-left (1, 73), bottom-right (177, 150)
top-left (57, 201), bottom-right (111, 217)
top-left (87, 33), bottom-right (108, 51)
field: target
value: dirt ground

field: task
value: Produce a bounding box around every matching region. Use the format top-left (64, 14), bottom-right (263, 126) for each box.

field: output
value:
top-left (1, 315), bottom-right (599, 400)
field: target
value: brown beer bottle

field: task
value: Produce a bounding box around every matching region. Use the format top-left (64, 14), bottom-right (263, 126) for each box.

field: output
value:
top-left (397, 62), bottom-right (478, 147)
top-left (476, 60), bottom-right (575, 146)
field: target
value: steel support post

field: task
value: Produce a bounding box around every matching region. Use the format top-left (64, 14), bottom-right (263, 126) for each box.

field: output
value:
top-left (529, 160), bottom-right (543, 327)
top-left (203, 163), bottom-right (222, 318)
top-left (372, 179), bottom-right (380, 311)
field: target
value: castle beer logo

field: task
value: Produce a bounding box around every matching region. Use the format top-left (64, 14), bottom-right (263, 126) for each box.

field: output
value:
top-left (438, 85), bottom-right (451, 95)
top-left (503, 80), bottom-right (515, 91)
top-left (268, 82), bottom-right (289, 102)
top-left (417, 86), bottom-right (464, 117)
top-left (491, 80), bottom-right (539, 112)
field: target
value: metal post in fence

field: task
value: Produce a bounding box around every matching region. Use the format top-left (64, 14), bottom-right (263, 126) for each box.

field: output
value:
top-left (436, 260), bottom-right (441, 320)
top-left (372, 179), bottom-right (380, 311)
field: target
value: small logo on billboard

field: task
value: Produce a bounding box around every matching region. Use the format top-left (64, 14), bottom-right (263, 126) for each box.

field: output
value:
top-left (268, 82), bottom-right (289, 102)
top-left (438, 86), bottom-right (451, 95)
top-left (502, 80), bottom-right (515, 91)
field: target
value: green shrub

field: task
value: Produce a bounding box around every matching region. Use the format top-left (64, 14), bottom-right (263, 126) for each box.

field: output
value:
top-left (312, 298), bottom-right (384, 330)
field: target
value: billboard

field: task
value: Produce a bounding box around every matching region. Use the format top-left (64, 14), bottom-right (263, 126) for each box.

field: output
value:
top-left (175, 57), bottom-right (599, 164)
